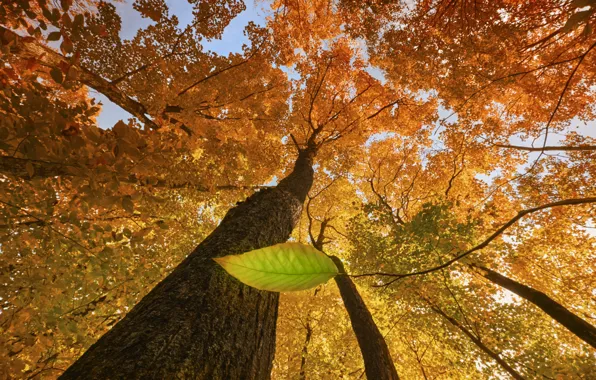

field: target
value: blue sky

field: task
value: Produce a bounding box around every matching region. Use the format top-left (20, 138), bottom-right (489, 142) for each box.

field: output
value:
top-left (95, 0), bottom-right (596, 152)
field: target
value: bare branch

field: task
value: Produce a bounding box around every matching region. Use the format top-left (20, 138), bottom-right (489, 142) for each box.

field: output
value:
top-left (495, 144), bottom-right (596, 152)
top-left (111, 14), bottom-right (210, 85)
top-left (352, 197), bottom-right (596, 283)
top-left (177, 40), bottom-right (265, 97)
top-left (366, 98), bottom-right (401, 120)
top-left (440, 42), bottom-right (596, 125)
top-left (290, 134), bottom-right (301, 152)
top-left (423, 297), bottom-right (525, 380)
top-left (368, 164), bottom-right (405, 226)
top-left (445, 137), bottom-right (467, 197)
top-left (1, 26), bottom-right (160, 130)
top-left (0, 199), bottom-right (101, 260)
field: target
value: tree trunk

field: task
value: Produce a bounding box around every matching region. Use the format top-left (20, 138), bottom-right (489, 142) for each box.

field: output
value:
top-left (330, 257), bottom-right (399, 380)
top-left (310, 220), bottom-right (398, 380)
top-left (298, 322), bottom-right (312, 380)
top-left (429, 304), bottom-right (524, 380)
top-left (60, 149), bottom-right (315, 379)
top-left (472, 264), bottom-right (596, 349)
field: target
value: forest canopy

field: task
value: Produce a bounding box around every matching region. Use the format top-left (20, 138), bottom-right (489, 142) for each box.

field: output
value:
top-left (1, 0), bottom-right (595, 378)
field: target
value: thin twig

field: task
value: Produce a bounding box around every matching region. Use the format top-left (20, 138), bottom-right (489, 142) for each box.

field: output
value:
top-left (352, 197), bottom-right (596, 285)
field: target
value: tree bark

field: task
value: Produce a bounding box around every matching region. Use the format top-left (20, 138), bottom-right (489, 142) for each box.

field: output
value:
top-left (298, 322), bottom-right (312, 380)
top-left (60, 148), bottom-right (315, 379)
top-left (309, 219), bottom-right (398, 380)
top-left (472, 264), bottom-right (596, 349)
top-left (429, 304), bottom-right (525, 380)
top-left (330, 257), bottom-right (399, 380)
top-left (1, 26), bottom-right (159, 130)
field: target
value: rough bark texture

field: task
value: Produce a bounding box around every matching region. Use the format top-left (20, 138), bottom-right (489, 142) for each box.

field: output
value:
top-left (430, 305), bottom-right (525, 380)
top-left (60, 149), bottom-right (315, 379)
top-left (1, 27), bottom-right (159, 129)
top-left (474, 264), bottom-right (596, 349)
top-left (330, 257), bottom-right (399, 380)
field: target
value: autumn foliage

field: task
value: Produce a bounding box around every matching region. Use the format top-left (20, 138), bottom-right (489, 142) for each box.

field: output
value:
top-left (1, 0), bottom-right (595, 378)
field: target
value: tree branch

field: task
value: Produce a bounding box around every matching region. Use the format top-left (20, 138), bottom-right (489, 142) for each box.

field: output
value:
top-left (494, 144), bottom-right (596, 152)
top-left (176, 40), bottom-right (265, 97)
top-left (423, 297), bottom-right (525, 380)
top-left (0, 26), bottom-right (160, 130)
top-left (352, 197), bottom-right (596, 284)
top-left (0, 199), bottom-right (101, 260)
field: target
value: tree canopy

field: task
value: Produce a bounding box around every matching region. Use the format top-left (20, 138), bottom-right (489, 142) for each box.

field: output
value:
top-left (1, 0), bottom-right (595, 378)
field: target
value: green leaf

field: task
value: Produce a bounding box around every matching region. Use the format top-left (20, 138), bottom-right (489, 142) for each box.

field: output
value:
top-left (214, 242), bottom-right (339, 292)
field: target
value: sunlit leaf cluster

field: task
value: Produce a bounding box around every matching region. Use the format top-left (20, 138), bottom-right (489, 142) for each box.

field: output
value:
top-left (1, 0), bottom-right (595, 378)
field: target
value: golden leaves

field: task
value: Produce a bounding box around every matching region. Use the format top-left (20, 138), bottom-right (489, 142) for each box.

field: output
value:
top-left (2, 0), bottom-right (596, 378)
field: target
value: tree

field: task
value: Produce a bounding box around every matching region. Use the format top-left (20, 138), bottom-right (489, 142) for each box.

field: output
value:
top-left (61, 144), bottom-right (316, 378)
top-left (311, 215), bottom-right (399, 379)
top-left (424, 298), bottom-right (524, 380)
top-left (470, 264), bottom-right (596, 349)
top-left (2, 0), bottom-right (596, 378)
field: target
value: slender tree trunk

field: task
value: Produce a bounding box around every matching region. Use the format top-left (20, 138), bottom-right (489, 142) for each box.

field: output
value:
top-left (429, 304), bottom-right (525, 380)
top-left (472, 264), bottom-right (596, 348)
top-left (330, 257), bottom-right (400, 380)
top-left (298, 288), bottom-right (320, 380)
top-left (298, 322), bottom-right (312, 380)
top-left (309, 220), bottom-right (398, 380)
top-left (60, 149), bottom-right (315, 379)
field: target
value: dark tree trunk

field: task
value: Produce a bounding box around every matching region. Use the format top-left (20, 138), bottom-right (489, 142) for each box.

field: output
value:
top-left (429, 304), bottom-right (524, 380)
top-left (61, 149), bottom-right (315, 379)
top-left (472, 264), bottom-right (596, 349)
top-left (330, 257), bottom-right (400, 380)
top-left (309, 221), bottom-right (398, 380)
top-left (297, 288), bottom-right (319, 379)
top-left (298, 322), bottom-right (312, 380)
